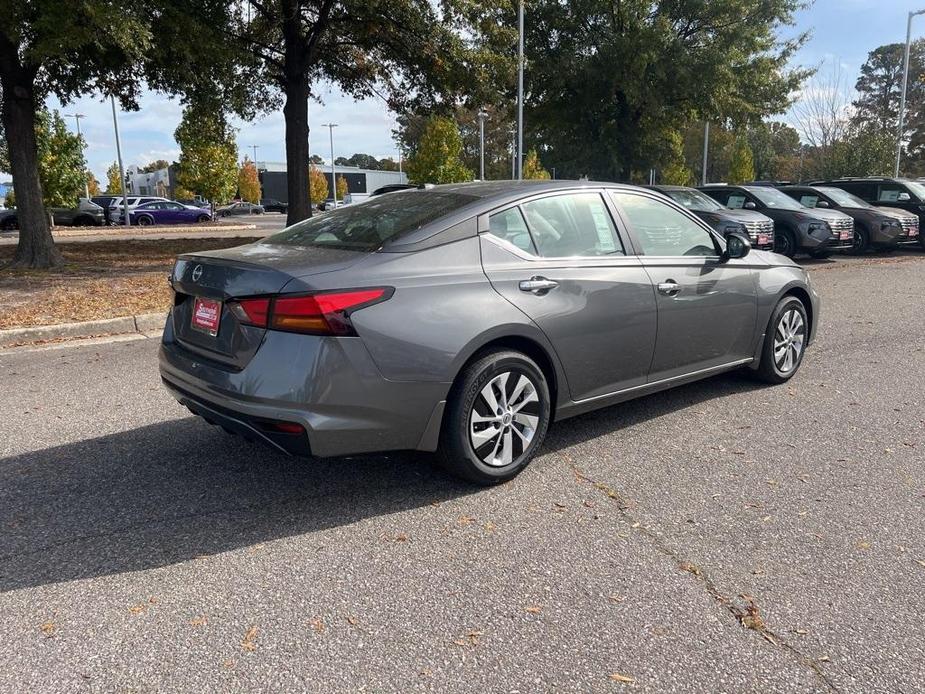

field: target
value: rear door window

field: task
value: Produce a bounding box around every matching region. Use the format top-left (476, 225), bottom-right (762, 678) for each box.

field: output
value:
top-left (520, 193), bottom-right (624, 257)
top-left (488, 207), bottom-right (535, 254)
top-left (877, 184), bottom-right (909, 202)
top-left (726, 194), bottom-right (747, 209)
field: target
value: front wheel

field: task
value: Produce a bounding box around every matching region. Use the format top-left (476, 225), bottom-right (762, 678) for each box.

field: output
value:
top-left (852, 227), bottom-right (870, 254)
top-left (753, 296), bottom-right (809, 384)
top-left (774, 229), bottom-right (796, 258)
top-left (438, 349), bottom-right (551, 485)
top-left (196, 214), bottom-right (210, 223)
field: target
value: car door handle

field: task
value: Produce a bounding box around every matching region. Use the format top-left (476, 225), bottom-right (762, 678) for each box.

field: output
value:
top-left (657, 280), bottom-right (681, 296)
top-left (519, 276), bottom-right (559, 294)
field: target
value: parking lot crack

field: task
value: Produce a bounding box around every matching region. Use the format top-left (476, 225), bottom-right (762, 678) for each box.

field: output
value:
top-left (570, 464), bottom-right (840, 693)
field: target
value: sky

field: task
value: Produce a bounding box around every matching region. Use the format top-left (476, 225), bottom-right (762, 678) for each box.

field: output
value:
top-left (38, 0), bottom-right (925, 182)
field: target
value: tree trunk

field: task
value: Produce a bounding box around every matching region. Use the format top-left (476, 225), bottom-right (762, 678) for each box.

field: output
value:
top-left (283, 80), bottom-right (312, 226)
top-left (0, 73), bottom-right (61, 268)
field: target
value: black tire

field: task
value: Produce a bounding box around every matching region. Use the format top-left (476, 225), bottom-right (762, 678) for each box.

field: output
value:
top-left (438, 349), bottom-right (551, 485)
top-left (137, 214), bottom-right (154, 226)
top-left (774, 228), bottom-right (797, 258)
top-left (196, 214), bottom-right (210, 223)
top-left (753, 296), bottom-right (809, 384)
top-left (852, 226), bottom-right (870, 254)
top-left (1, 218), bottom-right (17, 231)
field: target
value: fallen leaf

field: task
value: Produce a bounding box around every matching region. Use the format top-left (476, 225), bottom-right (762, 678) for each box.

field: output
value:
top-left (128, 604), bottom-right (147, 615)
top-left (915, 559), bottom-right (925, 569)
top-left (190, 615), bottom-right (207, 627)
top-left (608, 595), bottom-right (624, 604)
top-left (483, 521), bottom-right (496, 533)
top-left (310, 617), bottom-right (325, 634)
top-left (524, 606), bottom-right (542, 614)
top-left (857, 540), bottom-right (871, 550)
top-left (241, 626), bottom-right (259, 652)
top-left (346, 616), bottom-right (359, 626)
top-left (457, 515), bottom-right (476, 526)
top-left (40, 621), bottom-right (56, 637)
top-left (609, 673), bottom-right (636, 684)
top-left (679, 561), bottom-right (702, 577)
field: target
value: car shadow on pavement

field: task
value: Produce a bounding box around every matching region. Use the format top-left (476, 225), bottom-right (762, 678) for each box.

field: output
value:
top-left (0, 371), bottom-right (759, 593)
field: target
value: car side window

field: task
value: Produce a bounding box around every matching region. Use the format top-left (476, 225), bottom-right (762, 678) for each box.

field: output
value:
top-left (488, 207), bottom-right (536, 254)
top-left (726, 194), bottom-right (747, 209)
top-left (799, 194), bottom-right (819, 208)
top-left (877, 184), bottom-right (913, 202)
top-left (610, 192), bottom-right (719, 257)
top-left (520, 193), bottom-right (624, 257)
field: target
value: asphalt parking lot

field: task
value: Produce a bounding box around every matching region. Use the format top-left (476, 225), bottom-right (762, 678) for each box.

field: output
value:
top-left (1, 253), bottom-right (924, 692)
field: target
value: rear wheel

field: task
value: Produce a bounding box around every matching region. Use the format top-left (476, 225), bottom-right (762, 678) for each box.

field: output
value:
top-left (137, 214), bottom-right (154, 226)
top-left (196, 214), bottom-right (210, 223)
top-left (439, 349), bottom-right (550, 485)
top-left (753, 296), bottom-right (808, 384)
top-left (774, 228), bottom-right (796, 258)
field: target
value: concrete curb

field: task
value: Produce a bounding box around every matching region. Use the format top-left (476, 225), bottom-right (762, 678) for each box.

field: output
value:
top-left (0, 312), bottom-right (167, 348)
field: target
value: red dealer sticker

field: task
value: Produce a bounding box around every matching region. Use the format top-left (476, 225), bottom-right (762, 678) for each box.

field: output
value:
top-left (191, 297), bottom-right (222, 336)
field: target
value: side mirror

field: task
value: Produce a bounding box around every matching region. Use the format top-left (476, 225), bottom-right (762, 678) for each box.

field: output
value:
top-left (817, 200), bottom-right (830, 208)
top-left (898, 192), bottom-right (911, 201)
top-left (744, 201), bottom-right (757, 210)
top-left (724, 231), bottom-right (751, 260)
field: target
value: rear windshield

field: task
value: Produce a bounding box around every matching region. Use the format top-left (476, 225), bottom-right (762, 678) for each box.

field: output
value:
top-left (263, 191), bottom-right (478, 251)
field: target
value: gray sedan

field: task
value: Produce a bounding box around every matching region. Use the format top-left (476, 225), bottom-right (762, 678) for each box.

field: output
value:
top-left (160, 181), bottom-right (819, 484)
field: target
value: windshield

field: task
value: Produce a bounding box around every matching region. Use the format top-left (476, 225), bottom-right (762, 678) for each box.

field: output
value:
top-left (263, 190), bottom-right (479, 251)
top-left (664, 188), bottom-right (724, 212)
top-left (903, 181), bottom-right (925, 199)
top-left (818, 187), bottom-right (872, 208)
top-left (747, 186), bottom-right (805, 210)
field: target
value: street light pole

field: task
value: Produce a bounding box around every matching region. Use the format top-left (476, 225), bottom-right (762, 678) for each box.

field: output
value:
top-left (895, 10), bottom-right (925, 177)
top-left (66, 113), bottom-right (89, 198)
top-left (477, 109), bottom-right (489, 180)
top-left (110, 96), bottom-right (130, 227)
top-left (702, 121), bottom-right (710, 186)
top-left (516, 0), bottom-right (525, 180)
top-left (250, 144), bottom-right (259, 165)
top-left (322, 123), bottom-right (338, 208)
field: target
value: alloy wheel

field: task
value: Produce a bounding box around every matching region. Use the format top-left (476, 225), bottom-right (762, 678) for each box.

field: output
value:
top-left (468, 370), bottom-right (540, 467)
top-left (774, 308), bottom-right (805, 374)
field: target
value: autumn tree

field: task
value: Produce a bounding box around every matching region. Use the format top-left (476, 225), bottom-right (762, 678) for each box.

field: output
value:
top-left (405, 116), bottom-right (472, 184)
top-left (34, 109), bottom-right (87, 207)
top-left (174, 102), bottom-right (238, 204)
top-left (238, 158), bottom-right (261, 202)
top-left (86, 171), bottom-right (101, 197)
top-left (105, 162), bottom-right (123, 194)
top-left (336, 174), bottom-right (349, 200)
top-left (522, 149), bottom-right (551, 180)
top-left (309, 165), bottom-right (328, 204)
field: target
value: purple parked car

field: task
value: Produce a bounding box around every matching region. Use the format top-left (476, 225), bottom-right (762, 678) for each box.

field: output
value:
top-left (127, 201), bottom-right (213, 226)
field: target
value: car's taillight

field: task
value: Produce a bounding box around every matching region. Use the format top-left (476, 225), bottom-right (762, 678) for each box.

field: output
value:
top-left (272, 288), bottom-right (390, 335)
top-left (228, 297), bottom-right (271, 327)
top-left (229, 288), bottom-right (391, 336)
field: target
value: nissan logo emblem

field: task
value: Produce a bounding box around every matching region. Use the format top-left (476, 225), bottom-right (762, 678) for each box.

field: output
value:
top-left (191, 264), bottom-right (203, 282)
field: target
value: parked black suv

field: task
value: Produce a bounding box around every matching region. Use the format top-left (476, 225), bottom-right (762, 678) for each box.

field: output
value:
top-left (647, 185), bottom-right (775, 250)
top-left (700, 184), bottom-right (854, 258)
top-left (811, 177), bottom-right (925, 250)
top-left (779, 185), bottom-right (919, 253)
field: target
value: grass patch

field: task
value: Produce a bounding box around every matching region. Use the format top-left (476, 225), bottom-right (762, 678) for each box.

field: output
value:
top-left (0, 237), bottom-right (260, 330)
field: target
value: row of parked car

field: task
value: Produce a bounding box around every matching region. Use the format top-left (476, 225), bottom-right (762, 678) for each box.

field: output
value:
top-left (649, 177), bottom-right (925, 258)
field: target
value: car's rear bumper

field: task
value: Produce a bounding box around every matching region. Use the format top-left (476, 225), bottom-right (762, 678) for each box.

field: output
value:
top-left (158, 311), bottom-right (450, 457)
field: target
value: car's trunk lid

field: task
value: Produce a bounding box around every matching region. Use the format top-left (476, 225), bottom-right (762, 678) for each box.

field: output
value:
top-left (170, 242), bottom-right (367, 369)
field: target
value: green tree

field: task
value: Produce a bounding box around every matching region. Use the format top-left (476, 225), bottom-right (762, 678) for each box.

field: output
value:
top-left (0, 1), bottom-right (149, 268)
top-left (728, 137), bottom-right (755, 184)
top-left (524, 0), bottom-right (810, 181)
top-left (378, 157), bottom-right (400, 171)
top-left (141, 159), bottom-right (171, 173)
top-left (4, 187), bottom-right (14, 209)
top-left (660, 131), bottom-right (694, 186)
top-left (237, 158), bottom-right (261, 202)
top-left (309, 165), bottom-right (328, 204)
top-left (747, 121), bottom-right (800, 180)
top-left (522, 149), bottom-right (550, 179)
top-left (174, 103), bottom-right (238, 204)
top-left (105, 162), bottom-right (123, 194)
top-left (405, 116), bottom-right (472, 184)
top-left (34, 109), bottom-right (87, 207)
top-left (212, 1), bottom-right (479, 226)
